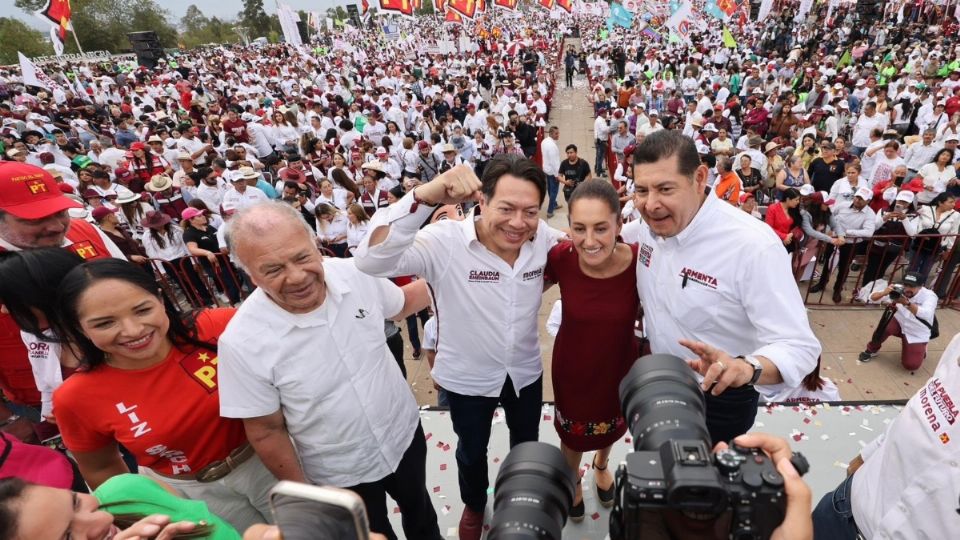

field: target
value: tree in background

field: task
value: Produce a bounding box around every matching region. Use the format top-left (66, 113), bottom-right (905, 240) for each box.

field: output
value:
top-left (416, 0), bottom-right (435, 16)
top-left (0, 17), bottom-right (48, 64)
top-left (238, 0), bottom-right (273, 38)
top-left (13, 0), bottom-right (178, 53)
top-left (180, 5), bottom-right (240, 49)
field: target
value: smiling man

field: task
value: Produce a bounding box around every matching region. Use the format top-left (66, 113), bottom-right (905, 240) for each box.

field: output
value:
top-left (631, 130), bottom-right (821, 445)
top-left (354, 155), bottom-right (565, 540)
top-left (217, 202), bottom-right (440, 540)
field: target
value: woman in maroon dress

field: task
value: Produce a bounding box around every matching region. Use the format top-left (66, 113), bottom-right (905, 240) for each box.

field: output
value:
top-left (544, 180), bottom-right (639, 522)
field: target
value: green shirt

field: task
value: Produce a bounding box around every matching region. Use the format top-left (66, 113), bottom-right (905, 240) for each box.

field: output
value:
top-left (94, 474), bottom-right (241, 540)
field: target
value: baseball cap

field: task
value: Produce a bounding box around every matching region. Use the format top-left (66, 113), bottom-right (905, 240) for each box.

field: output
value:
top-left (895, 190), bottom-right (915, 204)
top-left (91, 206), bottom-right (117, 222)
top-left (901, 272), bottom-right (923, 287)
top-left (855, 186), bottom-right (873, 201)
top-left (181, 207), bottom-right (204, 221)
top-left (799, 184), bottom-right (815, 197)
top-left (0, 162), bottom-right (82, 219)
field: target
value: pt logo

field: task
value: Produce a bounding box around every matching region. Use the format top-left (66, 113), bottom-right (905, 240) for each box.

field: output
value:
top-left (69, 240), bottom-right (100, 260)
top-left (26, 179), bottom-right (48, 195)
top-left (180, 350), bottom-right (219, 393)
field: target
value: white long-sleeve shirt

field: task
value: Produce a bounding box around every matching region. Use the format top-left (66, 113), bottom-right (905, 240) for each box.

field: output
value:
top-left (354, 191), bottom-right (565, 397)
top-left (852, 333), bottom-right (960, 538)
top-left (21, 331), bottom-right (62, 419)
top-left (540, 136), bottom-right (561, 176)
top-left (634, 194), bottom-right (822, 394)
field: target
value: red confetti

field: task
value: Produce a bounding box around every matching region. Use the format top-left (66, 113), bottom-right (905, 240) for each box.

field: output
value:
top-left (493, 457), bottom-right (501, 463)
top-left (433, 486), bottom-right (441, 493)
top-left (591, 512), bottom-right (601, 520)
top-left (624, 437), bottom-right (632, 444)
top-left (440, 464), bottom-right (447, 471)
top-left (543, 414), bottom-right (552, 421)
top-left (437, 441), bottom-right (444, 448)
top-left (803, 418), bottom-right (811, 424)
top-left (393, 507), bottom-right (401, 514)
top-left (442, 444), bottom-right (451, 451)
top-left (792, 432), bottom-right (804, 442)
top-left (483, 525), bottom-right (490, 531)
top-left (425, 432), bottom-right (433, 441)
top-left (847, 378), bottom-right (853, 384)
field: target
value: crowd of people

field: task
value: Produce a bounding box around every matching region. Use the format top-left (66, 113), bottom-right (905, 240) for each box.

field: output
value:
top-left (0, 1), bottom-right (958, 539)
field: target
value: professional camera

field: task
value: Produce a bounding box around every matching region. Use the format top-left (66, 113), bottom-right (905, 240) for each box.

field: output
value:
top-left (889, 283), bottom-right (905, 301)
top-left (609, 354), bottom-right (809, 540)
top-left (498, 129), bottom-right (513, 139)
top-left (487, 442), bottom-right (577, 540)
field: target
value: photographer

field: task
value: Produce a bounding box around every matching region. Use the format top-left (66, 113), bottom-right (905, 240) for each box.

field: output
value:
top-left (857, 272), bottom-right (938, 371)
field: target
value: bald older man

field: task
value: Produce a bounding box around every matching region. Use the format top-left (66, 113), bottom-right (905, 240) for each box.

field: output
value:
top-left (216, 202), bottom-right (440, 540)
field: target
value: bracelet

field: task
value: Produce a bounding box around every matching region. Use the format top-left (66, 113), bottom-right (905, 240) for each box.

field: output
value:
top-left (0, 415), bottom-right (21, 428)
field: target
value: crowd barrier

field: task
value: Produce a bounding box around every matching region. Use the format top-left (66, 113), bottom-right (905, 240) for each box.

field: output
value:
top-left (795, 233), bottom-right (960, 308)
top-left (143, 255), bottom-right (250, 311)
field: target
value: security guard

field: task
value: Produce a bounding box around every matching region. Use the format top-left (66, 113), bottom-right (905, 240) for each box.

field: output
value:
top-left (631, 131), bottom-right (821, 444)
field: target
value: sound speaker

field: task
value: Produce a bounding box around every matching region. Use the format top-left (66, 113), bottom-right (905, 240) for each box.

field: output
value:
top-left (127, 31), bottom-right (165, 69)
top-left (296, 20), bottom-right (309, 42)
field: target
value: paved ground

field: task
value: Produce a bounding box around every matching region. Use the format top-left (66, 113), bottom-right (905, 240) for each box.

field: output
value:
top-left (401, 38), bottom-right (952, 406)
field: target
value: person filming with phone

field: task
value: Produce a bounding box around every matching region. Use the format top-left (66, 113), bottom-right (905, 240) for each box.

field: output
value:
top-left (857, 272), bottom-right (939, 370)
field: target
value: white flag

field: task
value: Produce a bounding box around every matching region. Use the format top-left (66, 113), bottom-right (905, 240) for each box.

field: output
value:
top-left (794, 0), bottom-right (813, 23)
top-left (18, 52), bottom-right (59, 92)
top-left (665, 1), bottom-right (694, 44)
top-left (757, 0), bottom-right (774, 22)
top-left (49, 25), bottom-right (64, 56)
top-left (277, 3), bottom-right (303, 46)
top-left (73, 76), bottom-right (91, 102)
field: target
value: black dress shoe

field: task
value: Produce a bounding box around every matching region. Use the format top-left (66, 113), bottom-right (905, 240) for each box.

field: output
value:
top-left (570, 480), bottom-right (585, 522)
top-left (808, 282), bottom-right (825, 293)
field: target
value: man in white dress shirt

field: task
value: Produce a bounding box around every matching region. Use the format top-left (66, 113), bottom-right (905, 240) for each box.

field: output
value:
top-left (814, 331), bottom-right (960, 539)
top-left (540, 126), bottom-right (562, 217)
top-left (354, 155), bottom-right (564, 540)
top-left (631, 130), bottom-right (821, 445)
top-left (218, 202), bottom-right (440, 540)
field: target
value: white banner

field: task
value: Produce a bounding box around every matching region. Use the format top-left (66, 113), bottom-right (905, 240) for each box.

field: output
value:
top-left (794, 0), bottom-right (814, 22)
top-left (18, 52), bottom-right (63, 92)
top-left (49, 25), bottom-right (64, 56)
top-left (277, 3), bottom-right (303, 46)
top-left (757, 0), bottom-right (774, 22)
top-left (664, 0), bottom-right (694, 44)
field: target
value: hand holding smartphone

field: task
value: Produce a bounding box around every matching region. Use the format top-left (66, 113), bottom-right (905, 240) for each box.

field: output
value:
top-left (269, 481), bottom-right (370, 540)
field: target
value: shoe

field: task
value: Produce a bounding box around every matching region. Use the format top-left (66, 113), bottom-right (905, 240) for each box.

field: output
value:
top-left (570, 480), bottom-right (585, 523)
top-left (850, 263), bottom-right (862, 272)
top-left (555, 203), bottom-right (563, 209)
top-left (593, 457), bottom-right (615, 508)
top-left (808, 283), bottom-right (825, 294)
top-left (412, 349), bottom-right (421, 359)
top-left (832, 290), bottom-right (842, 304)
top-left (458, 506), bottom-right (484, 540)
top-left (858, 350), bottom-right (878, 362)
top-left (547, 211), bottom-right (554, 218)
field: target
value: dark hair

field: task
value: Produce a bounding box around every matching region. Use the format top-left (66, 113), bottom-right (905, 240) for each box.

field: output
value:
top-left (932, 148), bottom-right (954, 165)
top-left (0, 249), bottom-right (85, 339)
top-left (565, 144), bottom-right (578, 153)
top-left (330, 168), bottom-right (361, 199)
top-left (52, 260), bottom-right (216, 369)
top-left (632, 130), bottom-right (701, 177)
top-left (568, 179), bottom-right (621, 218)
top-left (932, 192), bottom-right (956, 207)
top-left (0, 477), bottom-right (27, 540)
top-left (480, 154), bottom-right (546, 206)
top-left (782, 188), bottom-right (803, 228)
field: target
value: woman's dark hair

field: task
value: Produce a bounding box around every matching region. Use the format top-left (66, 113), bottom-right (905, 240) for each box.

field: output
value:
top-left (0, 477), bottom-right (27, 540)
top-left (0, 249), bottom-right (85, 339)
top-left (52, 260), bottom-right (216, 369)
top-left (932, 148), bottom-right (954, 165)
top-left (633, 130), bottom-right (700, 178)
top-left (480, 154), bottom-right (546, 206)
top-left (801, 356), bottom-right (826, 392)
top-left (330, 168), bottom-right (361, 199)
top-left (568, 179), bottom-right (621, 218)
top-left (145, 222), bottom-right (174, 250)
top-left (782, 187), bottom-right (803, 228)
top-left (931, 192), bottom-right (956, 208)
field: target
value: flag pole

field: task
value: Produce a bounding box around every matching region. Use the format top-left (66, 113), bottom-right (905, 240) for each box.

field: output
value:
top-left (71, 26), bottom-right (85, 54)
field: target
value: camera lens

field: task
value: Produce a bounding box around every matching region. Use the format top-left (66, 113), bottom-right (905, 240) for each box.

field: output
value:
top-left (488, 442), bottom-right (576, 540)
top-left (618, 354), bottom-right (711, 450)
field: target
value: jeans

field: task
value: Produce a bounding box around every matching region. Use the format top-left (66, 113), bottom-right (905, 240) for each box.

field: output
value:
top-left (595, 139), bottom-right (608, 175)
top-left (345, 423), bottom-right (443, 540)
top-left (704, 385), bottom-right (760, 445)
top-left (446, 375), bottom-right (542, 511)
top-left (565, 67), bottom-right (574, 87)
top-left (546, 175), bottom-right (559, 214)
top-left (851, 145), bottom-right (866, 157)
top-left (812, 474), bottom-right (862, 540)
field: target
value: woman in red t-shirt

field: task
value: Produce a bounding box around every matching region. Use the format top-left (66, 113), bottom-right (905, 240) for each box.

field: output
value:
top-left (51, 259), bottom-right (275, 531)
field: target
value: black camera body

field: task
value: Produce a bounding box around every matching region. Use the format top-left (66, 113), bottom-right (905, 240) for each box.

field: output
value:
top-left (889, 283), bottom-right (905, 301)
top-left (613, 439), bottom-right (807, 540)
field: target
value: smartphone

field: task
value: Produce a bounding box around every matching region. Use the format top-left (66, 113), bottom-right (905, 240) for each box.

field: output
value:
top-left (269, 481), bottom-right (370, 540)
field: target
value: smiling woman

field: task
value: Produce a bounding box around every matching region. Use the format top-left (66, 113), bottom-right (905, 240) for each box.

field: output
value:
top-left (48, 259), bottom-right (277, 532)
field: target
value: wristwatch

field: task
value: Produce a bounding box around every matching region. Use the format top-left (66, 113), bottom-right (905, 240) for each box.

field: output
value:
top-left (737, 355), bottom-right (763, 386)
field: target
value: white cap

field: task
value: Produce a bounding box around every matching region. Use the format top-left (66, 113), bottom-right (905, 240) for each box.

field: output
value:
top-left (882, 186), bottom-right (898, 203)
top-left (649, 109), bottom-right (659, 116)
top-left (799, 184), bottom-right (815, 196)
top-left (895, 190), bottom-right (915, 204)
top-left (855, 186), bottom-right (873, 201)
top-left (703, 123), bottom-right (718, 132)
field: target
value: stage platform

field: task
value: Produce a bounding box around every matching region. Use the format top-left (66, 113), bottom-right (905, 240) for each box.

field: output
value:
top-left (387, 402), bottom-right (904, 539)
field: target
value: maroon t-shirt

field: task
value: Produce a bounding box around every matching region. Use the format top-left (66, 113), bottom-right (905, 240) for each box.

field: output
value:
top-left (221, 118), bottom-right (249, 143)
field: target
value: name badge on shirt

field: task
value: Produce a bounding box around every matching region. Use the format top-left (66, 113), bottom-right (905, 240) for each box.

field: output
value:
top-left (468, 270), bottom-right (501, 283)
top-left (919, 377), bottom-right (959, 443)
top-left (639, 243), bottom-right (654, 267)
top-left (69, 240), bottom-right (101, 260)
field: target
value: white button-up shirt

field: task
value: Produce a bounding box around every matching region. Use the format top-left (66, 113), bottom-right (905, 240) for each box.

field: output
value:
top-left (635, 194), bottom-right (821, 394)
top-left (354, 191), bottom-right (564, 397)
top-left (217, 258), bottom-right (419, 486)
top-left (852, 333), bottom-right (960, 539)
top-left (874, 287), bottom-right (939, 344)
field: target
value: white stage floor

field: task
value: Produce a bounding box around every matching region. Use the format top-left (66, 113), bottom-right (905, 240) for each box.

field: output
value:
top-left (387, 402), bottom-right (904, 539)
